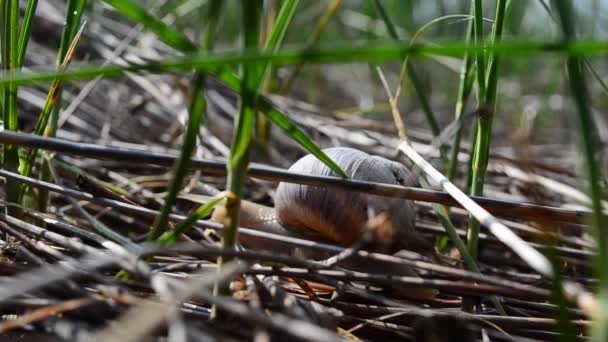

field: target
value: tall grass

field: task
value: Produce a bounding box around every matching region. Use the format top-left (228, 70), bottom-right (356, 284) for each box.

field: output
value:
top-left (212, 0), bottom-right (262, 300)
top-left (552, 2), bottom-right (607, 341)
top-left (147, 0), bottom-right (222, 241)
top-left (37, 0), bottom-right (87, 214)
top-left (464, 1), bottom-right (508, 312)
top-left (2, 0), bottom-right (22, 213)
top-left (0, 0), bottom-right (606, 337)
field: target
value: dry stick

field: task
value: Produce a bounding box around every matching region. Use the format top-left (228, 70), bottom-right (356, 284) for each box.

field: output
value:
top-left (0, 213), bottom-right (154, 285)
top-left (94, 262), bottom-right (248, 342)
top-left (0, 244), bottom-right (147, 303)
top-left (151, 246), bottom-right (547, 299)
top-left (328, 300), bottom-right (590, 329)
top-left (0, 297), bottom-right (96, 333)
top-left (377, 61), bottom-right (595, 316)
top-left (0, 221), bottom-right (67, 261)
top-left (398, 142), bottom-right (597, 315)
top-left (0, 130), bottom-right (594, 225)
top-left (248, 266), bottom-right (546, 300)
top-left (58, 17), bottom-right (146, 129)
top-left (399, 141), bottom-right (553, 277)
top-left (0, 169), bottom-right (550, 298)
top-left (377, 66), bottom-right (509, 313)
top-left (166, 245), bottom-right (548, 299)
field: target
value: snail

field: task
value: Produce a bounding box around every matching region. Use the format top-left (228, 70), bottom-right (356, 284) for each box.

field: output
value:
top-left (213, 147), bottom-right (425, 254)
top-left (275, 147), bottom-right (419, 251)
top-left (212, 147), bottom-right (437, 299)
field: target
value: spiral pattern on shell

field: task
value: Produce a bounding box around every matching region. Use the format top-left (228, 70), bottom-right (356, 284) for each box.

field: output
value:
top-left (274, 147), bottom-right (417, 250)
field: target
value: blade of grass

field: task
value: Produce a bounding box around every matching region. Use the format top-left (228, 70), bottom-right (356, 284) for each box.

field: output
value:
top-left (405, 63), bottom-right (450, 169)
top-left (212, 0), bottom-right (262, 306)
top-left (256, 0), bottom-right (299, 149)
top-left (400, 141), bottom-right (553, 278)
top-left (16, 0), bottom-right (38, 68)
top-left (258, 0), bottom-right (300, 92)
top-left (448, 19), bottom-right (475, 182)
top-left (2, 0), bottom-right (22, 214)
top-left (255, 0), bottom-right (278, 147)
top-left (551, 1), bottom-right (608, 341)
top-left (280, 0), bottom-right (343, 94)
top-left (465, 0), bottom-right (508, 312)
top-left (103, 0), bottom-right (347, 179)
top-left (1, 41), bottom-right (608, 88)
top-left (253, 0), bottom-right (348, 178)
top-left (373, 2), bottom-right (471, 167)
top-left (146, 73), bottom-right (207, 240)
top-left (467, 0), bottom-right (508, 265)
top-left (102, 0), bottom-right (197, 53)
top-left (472, 0), bottom-right (486, 99)
top-left (147, 0), bottom-right (223, 241)
top-left (546, 238), bottom-right (578, 341)
top-left (217, 69), bottom-right (348, 178)
top-left (37, 0), bottom-right (87, 214)
top-left (157, 192), bottom-right (226, 245)
top-left (377, 64), bottom-right (506, 315)
top-left (418, 177), bottom-right (506, 315)
top-left (45, 157), bottom-right (140, 252)
top-left (17, 23), bottom-right (86, 204)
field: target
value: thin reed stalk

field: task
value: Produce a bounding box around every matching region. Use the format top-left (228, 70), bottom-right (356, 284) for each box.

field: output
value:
top-left (37, 0), bottom-right (87, 214)
top-left (552, 1), bottom-right (608, 340)
top-left (212, 0), bottom-right (262, 301)
top-left (2, 0), bottom-right (21, 213)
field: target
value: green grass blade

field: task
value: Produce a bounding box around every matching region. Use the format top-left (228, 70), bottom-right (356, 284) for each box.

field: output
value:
top-left (16, 0), bottom-right (38, 68)
top-left (405, 63), bottom-right (449, 169)
top-left (373, 0), bottom-right (470, 149)
top-left (254, 0), bottom-right (348, 178)
top-left (36, 0), bottom-right (87, 214)
top-left (472, 0), bottom-right (486, 99)
top-left (56, 0), bottom-right (87, 65)
top-left (3, 0), bottom-right (22, 213)
top-left (419, 176), bottom-right (506, 315)
top-left (2, 41), bottom-right (608, 87)
top-left (102, 0), bottom-right (346, 179)
top-left (373, 1), bottom-right (466, 168)
top-left (44, 158), bottom-right (139, 251)
top-left (213, 0), bottom-right (262, 304)
top-left (467, 0), bottom-right (507, 264)
top-left (217, 69), bottom-right (349, 178)
top-left (147, 73), bottom-right (207, 241)
top-left (147, 0), bottom-right (223, 241)
top-left (254, 0), bottom-right (300, 143)
top-left (584, 58), bottom-right (608, 95)
top-left (18, 23), bottom-right (85, 204)
top-left (484, 0), bottom-right (510, 104)
top-left (546, 241), bottom-right (579, 341)
top-left (465, 0), bottom-right (508, 313)
top-left (372, 0), bottom-right (400, 39)
top-left (448, 19), bottom-right (475, 182)
top-left (158, 192), bottom-right (226, 245)
top-left (102, 0), bottom-right (197, 53)
top-left (552, 1), bottom-right (608, 340)
top-left (251, 0), bottom-right (299, 148)
top-left (259, 0), bottom-right (300, 87)
top-left (280, 0), bottom-right (342, 93)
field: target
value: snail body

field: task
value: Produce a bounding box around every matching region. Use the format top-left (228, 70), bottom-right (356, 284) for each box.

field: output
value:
top-left (212, 148), bottom-right (437, 299)
top-left (275, 147), bottom-right (417, 251)
top-left (213, 147), bottom-right (420, 253)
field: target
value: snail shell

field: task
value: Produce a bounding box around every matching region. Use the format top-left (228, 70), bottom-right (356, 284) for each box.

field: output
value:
top-left (275, 147), bottom-right (418, 251)
top-left (212, 148), bottom-right (437, 299)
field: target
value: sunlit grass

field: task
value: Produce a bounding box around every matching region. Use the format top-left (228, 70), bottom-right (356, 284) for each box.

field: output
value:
top-left (1, 0), bottom-right (606, 338)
